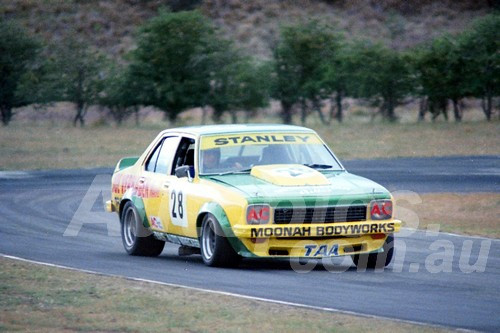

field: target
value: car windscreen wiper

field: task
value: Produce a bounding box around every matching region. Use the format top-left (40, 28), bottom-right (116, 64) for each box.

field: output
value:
top-left (303, 163), bottom-right (336, 170)
top-left (215, 168), bottom-right (252, 176)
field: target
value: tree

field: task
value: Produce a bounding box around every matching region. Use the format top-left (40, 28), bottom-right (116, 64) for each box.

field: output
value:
top-left (43, 37), bottom-right (106, 127)
top-left (348, 42), bottom-right (413, 121)
top-left (129, 10), bottom-right (217, 122)
top-left (320, 35), bottom-right (350, 122)
top-left (270, 47), bottom-right (301, 124)
top-left (206, 39), bottom-right (270, 123)
top-left (231, 60), bottom-right (271, 122)
top-left (412, 36), bottom-right (467, 122)
top-left (205, 40), bottom-right (241, 122)
top-left (0, 19), bottom-right (41, 125)
top-left (99, 63), bottom-right (143, 126)
top-left (271, 21), bottom-right (337, 124)
top-left (459, 14), bottom-right (499, 121)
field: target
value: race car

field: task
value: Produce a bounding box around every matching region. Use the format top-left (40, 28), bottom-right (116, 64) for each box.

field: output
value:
top-left (106, 124), bottom-right (401, 268)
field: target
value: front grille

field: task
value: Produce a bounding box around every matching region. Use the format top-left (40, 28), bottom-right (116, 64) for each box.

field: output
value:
top-left (274, 205), bottom-right (367, 224)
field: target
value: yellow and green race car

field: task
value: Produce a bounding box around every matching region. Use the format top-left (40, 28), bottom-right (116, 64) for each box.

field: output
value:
top-left (106, 124), bottom-right (401, 268)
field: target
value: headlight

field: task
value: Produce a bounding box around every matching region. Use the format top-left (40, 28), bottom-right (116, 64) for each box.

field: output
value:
top-left (246, 204), bottom-right (271, 225)
top-left (370, 200), bottom-right (392, 220)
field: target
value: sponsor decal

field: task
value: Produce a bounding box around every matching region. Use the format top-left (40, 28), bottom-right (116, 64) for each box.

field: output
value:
top-left (299, 187), bottom-right (334, 195)
top-left (251, 226), bottom-right (312, 238)
top-left (200, 133), bottom-right (322, 149)
top-left (316, 222), bottom-right (395, 236)
top-left (247, 205), bottom-right (270, 224)
top-left (249, 222), bottom-right (395, 238)
top-left (111, 173), bottom-right (160, 198)
top-left (150, 216), bottom-right (163, 230)
top-left (273, 166), bottom-right (314, 177)
top-left (304, 244), bottom-right (339, 257)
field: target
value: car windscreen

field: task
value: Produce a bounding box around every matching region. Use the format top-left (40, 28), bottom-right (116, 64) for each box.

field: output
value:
top-left (198, 132), bottom-right (343, 175)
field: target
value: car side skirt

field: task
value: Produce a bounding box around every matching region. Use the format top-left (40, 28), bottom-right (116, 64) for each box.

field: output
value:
top-left (153, 232), bottom-right (200, 248)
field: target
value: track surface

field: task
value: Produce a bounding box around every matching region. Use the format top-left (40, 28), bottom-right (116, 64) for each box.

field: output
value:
top-left (343, 155), bottom-right (500, 193)
top-left (1, 156), bottom-right (499, 331)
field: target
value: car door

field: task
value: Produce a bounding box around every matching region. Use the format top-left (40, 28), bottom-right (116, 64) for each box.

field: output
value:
top-left (156, 136), bottom-right (198, 238)
top-left (141, 135), bottom-right (180, 233)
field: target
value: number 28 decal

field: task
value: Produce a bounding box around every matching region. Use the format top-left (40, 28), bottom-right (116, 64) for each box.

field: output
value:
top-left (169, 189), bottom-right (188, 227)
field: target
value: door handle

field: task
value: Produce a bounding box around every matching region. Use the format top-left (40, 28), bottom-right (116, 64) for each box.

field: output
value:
top-left (163, 181), bottom-right (170, 188)
top-left (138, 177), bottom-right (146, 184)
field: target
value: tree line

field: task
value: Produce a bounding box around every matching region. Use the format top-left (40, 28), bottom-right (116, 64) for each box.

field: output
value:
top-left (1, 11), bottom-right (498, 126)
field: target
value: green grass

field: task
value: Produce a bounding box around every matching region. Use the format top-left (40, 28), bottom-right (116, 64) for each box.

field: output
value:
top-left (0, 120), bottom-right (498, 170)
top-left (0, 257), bottom-right (449, 333)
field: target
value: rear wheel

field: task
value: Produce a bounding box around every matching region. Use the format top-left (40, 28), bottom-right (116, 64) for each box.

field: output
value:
top-left (200, 214), bottom-right (240, 267)
top-left (351, 234), bottom-right (394, 269)
top-left (121, 201), bottom-right (164, 256)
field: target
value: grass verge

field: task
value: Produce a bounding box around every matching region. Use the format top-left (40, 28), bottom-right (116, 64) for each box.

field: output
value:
top-left (0, 257), bottom-right (448, 333)
top-left (0, 121), bottom-right (498, 170)
top-left (395, 193), bottom-right (500, 238)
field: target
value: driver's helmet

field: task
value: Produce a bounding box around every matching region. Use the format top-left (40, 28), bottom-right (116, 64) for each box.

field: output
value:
top-left (202, 147), bottom-right (221, 170)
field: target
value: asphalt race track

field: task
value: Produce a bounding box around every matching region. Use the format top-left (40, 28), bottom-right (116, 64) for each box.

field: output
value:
top-left (343, 155), bottom-right (500, 193)
top-left (1, 156), bottom-right (499, 331)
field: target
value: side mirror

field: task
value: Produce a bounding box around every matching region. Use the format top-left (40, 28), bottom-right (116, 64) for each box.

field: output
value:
top-left (175, 165), bottom-right (193, 181)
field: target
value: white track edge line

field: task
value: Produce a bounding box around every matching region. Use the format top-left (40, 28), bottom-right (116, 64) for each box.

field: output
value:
top-left (0, 253), bottom-right (476, 333)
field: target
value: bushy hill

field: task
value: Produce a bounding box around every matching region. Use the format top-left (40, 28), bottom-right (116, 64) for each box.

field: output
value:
top-left (0, 0), bottom-right (493, 59)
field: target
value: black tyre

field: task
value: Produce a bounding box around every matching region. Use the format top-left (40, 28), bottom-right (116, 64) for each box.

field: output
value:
top-left (351, 234), bottom-right (394, 269)
top-left (121, 201), bottom-right (165, 256)
top-left (200, 214), bottom-right (240, 267)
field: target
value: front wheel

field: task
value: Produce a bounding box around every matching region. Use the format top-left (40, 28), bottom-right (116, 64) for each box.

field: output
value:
top-left (121, 201), bottom-right (165, 256)
top-left (351, 234), bottom-right (394, 269)
top-left (200, 214), bottom-right (240, 267)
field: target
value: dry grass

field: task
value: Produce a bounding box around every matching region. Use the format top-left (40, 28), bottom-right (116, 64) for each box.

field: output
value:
top-left (0, 257), bottom-right (449, 332)
top-left (395, 193), bottom-right (500, 238)
top-left (316, 121), bottom-right (500, 160)
top-left (0, 118), bottom-right (498, 170)
top-left (0, 123), bottom-right (158, 170)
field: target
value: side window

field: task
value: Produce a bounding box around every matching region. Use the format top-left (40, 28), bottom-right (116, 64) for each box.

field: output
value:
top-left (145, 136), bottom-right (180, 174)
top-left (156, 136), bottom-right (180, 174)
top-left (172, 137), bottom-right (196, 175)
top-left (145, 140), bottom-right (163, 172)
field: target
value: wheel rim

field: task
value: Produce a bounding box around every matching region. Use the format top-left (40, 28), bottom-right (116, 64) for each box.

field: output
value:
top-left (202, 219), bottom-right (216, 261)
top-left (123, 208), bottom-right (137, 248)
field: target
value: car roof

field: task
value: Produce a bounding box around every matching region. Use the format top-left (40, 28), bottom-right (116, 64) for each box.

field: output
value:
top-left (163, 124), bottom-right (316, 136)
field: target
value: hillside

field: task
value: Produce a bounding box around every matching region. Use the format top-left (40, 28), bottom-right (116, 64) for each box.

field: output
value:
top-left (0, 0), bottom-right (493, 59)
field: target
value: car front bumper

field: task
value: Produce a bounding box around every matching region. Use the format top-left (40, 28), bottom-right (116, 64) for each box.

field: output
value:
top-left (232, 220), bottom-right (401, 258)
